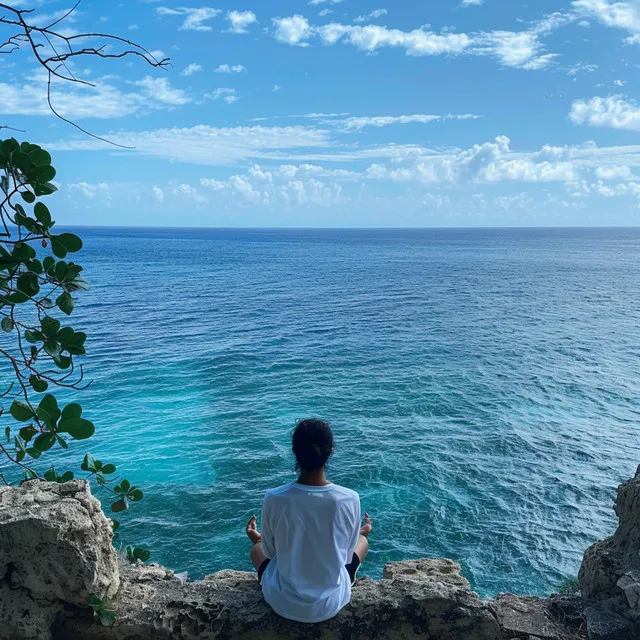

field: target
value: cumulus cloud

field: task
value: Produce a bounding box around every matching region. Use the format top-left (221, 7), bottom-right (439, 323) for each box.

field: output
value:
top-left (215, 64), bottom-right (246, 73)
top-left (207, 88), bottom-right (239, 104)
top-left (156, 6), bottom-right (221, 31)
top-left (570, 95), bottom-right (640, 131)
top-left (182, 63), bottom-right (202, 76)
top-left (272, 15), bottom-right (313, 45)
top-left (269, 16), bottom-right (562, 69)
top-left (461, 0), bottom-right (484, 5)
top-left (226, 10), bottom-right (257, 33)
top-left (68, 182), bottom-right (111, 199)
top-left (134, 77), bottom-right (191, 106)
top-left (354, 9), bottom-right (388, 23)
top-left (201, 164), bottom-right (344, 207)
top-left (572, 0), bottom-right (640, 34)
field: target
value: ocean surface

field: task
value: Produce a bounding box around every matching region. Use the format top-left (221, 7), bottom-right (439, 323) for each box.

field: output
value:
top-left (9, 227), bottom-right (640, 597)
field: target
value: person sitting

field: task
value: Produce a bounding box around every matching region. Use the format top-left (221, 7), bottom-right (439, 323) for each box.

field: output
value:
top-left (245, 418), bottom-right (372, 623)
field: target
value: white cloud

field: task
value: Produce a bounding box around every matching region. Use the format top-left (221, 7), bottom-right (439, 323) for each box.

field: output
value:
top-left (625, 33), bottom-right (640, 42)
top-left (134, 76), bottom-right (191, 106)
top-left (156, 6), bottom-right (221, 31)
top-left (152, 186), bottom-right (165, 203)
top-left (341, 113), bottom-right (480, 130)
top-left (215, 64), bottom-right (246, 73)
top-left (207, 88), bottom-right (239, 104)
top-left (354, 9), bottom-right (388, 23)
top-left (182, 63), bottom-right (202, 76)
top-left (273, 84), bottom-right (281, 92)
top-left (128, 24), bottom-right (139, 30)
top-left (269, 17), bottom-right (561, 69)
top-left (570, 95), bottom-right (640, 131)
top-left (309, 0), bottom-right (344, 4)
top-left (273, 15), bottom-right (313, 45)
top-left (226, 10), bottom-right (257, 34)
top-left (572, 0), bottom-right (640, 34)
top-left (46, 125), bottom-right (334, 166)
top-left (68, 182), bottom-right (111, 199)
top-left (595, 165), bottom-right (632, 179)
top-left (201, 164), bottom-right (344, 207)
top-left (0, 72), bottom-right (190, 118)
top-left (461, 0), bottom-right (484, 5)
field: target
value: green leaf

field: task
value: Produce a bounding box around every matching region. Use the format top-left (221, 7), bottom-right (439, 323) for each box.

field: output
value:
top-left (119, 479), bottom-right (130, 493)
top-left (25, 447), bottom-right (41, 460)
top-left (61, 403), bottom-right (81, 420)
top-left (20, 191), bottom-right (35, 204)
top-left (34, 202), bottom-right (52, 227)
top-left (34, 182), bottom-right (57, 197)
top-left (12, 152), bottom-right (33, 174)
top-left (29, 375), bottom-right (48, 393)
top-left (33, 433), bottom-right (56, 452)
top-left (81, 452), bottom-right (96, 472)
top-left (57, 233), bottom-right (83, 253)
top-left (37, 394), bottom-right (59, 424)
top-left (10, 400), bottom-right (33, 422)
top-left (56, 434), bottom-right (68, 449)
top-left (16, 272), bottom-right (39, 297)
top-left (41, 316), bottom-right (60, 337)
top-left (43, 256), bottom-right (55, 273)
top-left (24, 330), bottom-right (39, 344)
top-left (44, 468), bottom-right (56, 482)
top-left (57, 417), bottom-right (94, 440)
top-left (5, 291), bottom-right (29, 304)
top-left (102, 463), bottom-right (116, 475)
top-left (4, 426), bottom-right (10, 443)
top-left (111, 519), bottom-right (120, 534)
top-left (16, 450), bottom-right (25, 463)
top-left (50, 237), bottom-right (67, 259)
top-left (29, 148), bottom-right (51, 167)
top-left (19, 426), bottom-right (36, 442)
top-left (59, 470), bottom-right (74, 483)
top-left (111, 498), bottom-right (128, 513)
top-left (56, 292), bottom-right (74, 315)
top-left (98, 611), bottom-right (116, 627)
top-left (32, 164), bottom-right (56, 183)
top-left (1, 317), bottom-right (13, 332)
top-left (128, 489), bottom-right (143, 502)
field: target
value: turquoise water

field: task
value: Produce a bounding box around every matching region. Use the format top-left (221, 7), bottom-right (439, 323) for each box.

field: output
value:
top-left (5, 227), bottom-right (640, 597)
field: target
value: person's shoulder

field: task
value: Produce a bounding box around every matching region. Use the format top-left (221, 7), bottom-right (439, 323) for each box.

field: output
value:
top-left (330, 483), bottom-right (360, 502)
top-left (265, 482), bottom-right (295, 499)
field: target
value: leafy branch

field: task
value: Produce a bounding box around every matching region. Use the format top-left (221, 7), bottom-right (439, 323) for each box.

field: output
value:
top-left (0, 137), bottom-right (145, 521)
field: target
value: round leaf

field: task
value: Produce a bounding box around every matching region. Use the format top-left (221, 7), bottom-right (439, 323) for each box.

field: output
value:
top-left (58, 417), bottom-right (94, 440)
top-left (1, 317), bottom-right (13, 332)
top-left (57, 233), bottom-right (83, 253)
top-left (10, 400), bottom-right (34, 422)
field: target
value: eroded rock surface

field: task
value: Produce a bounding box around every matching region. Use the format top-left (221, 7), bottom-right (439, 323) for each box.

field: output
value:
top-left (0, 480), bottom-right (119, 640)
top-left (579, 465), bottom-right (640, 638)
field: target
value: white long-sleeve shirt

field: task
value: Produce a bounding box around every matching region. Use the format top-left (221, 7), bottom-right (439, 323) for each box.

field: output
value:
top-left (260, 482), bottom-right (361, 623)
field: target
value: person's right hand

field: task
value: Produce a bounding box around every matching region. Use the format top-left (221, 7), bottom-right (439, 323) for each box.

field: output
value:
top-left (360, 512), bottom-right (372, 537)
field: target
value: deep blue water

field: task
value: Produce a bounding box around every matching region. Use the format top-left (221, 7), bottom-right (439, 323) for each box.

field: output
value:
top-left (5, 227), bottom-right (640, 598)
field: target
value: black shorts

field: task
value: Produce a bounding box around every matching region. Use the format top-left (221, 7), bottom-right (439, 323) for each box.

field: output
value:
top-left (258, 553), bottom-right (361, 585)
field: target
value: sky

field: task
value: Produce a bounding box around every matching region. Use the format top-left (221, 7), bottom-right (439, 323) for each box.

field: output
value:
top-left (1, 0), bottom-right (640, 227)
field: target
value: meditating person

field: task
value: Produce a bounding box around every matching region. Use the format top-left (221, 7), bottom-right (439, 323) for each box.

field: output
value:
top-left (245, 418), bottom-right (372, 623)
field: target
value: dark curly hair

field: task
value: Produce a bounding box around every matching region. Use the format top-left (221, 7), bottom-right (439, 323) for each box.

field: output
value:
top-left (292, 419), bottom-right (334, 471)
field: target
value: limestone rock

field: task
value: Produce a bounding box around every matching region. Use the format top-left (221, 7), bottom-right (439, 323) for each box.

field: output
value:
top-left (585, 606), bottom-right (634, 640)
top-left (54, 558), bottom-right (503, 640)
top-left (0, 479), bottom-right (119, 640)
top-left (579, 466), bottom-right (640, 602)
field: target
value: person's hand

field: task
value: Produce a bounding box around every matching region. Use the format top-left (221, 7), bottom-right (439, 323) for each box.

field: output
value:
top-left (360, 512), bottom-right (372, 537)
top-left (246, 515), bottom-right (262, 545)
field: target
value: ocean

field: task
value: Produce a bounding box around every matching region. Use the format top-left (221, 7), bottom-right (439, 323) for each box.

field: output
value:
top-left (19, 227), bottom-right (640, 597)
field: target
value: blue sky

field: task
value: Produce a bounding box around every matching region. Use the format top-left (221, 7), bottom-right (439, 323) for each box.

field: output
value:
top-left (1, 0), bottom-right (640, 227)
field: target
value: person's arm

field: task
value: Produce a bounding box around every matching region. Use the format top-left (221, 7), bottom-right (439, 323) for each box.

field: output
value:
top-left (261, 493), bottom-right (276, 559)
top-left (346, 494), bottom-right (362, 560)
